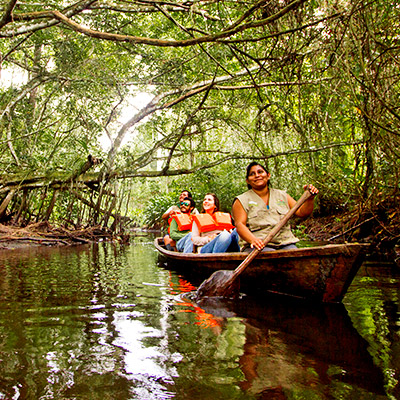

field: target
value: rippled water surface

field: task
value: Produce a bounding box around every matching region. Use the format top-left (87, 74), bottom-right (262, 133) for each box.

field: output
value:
top-left (0, 238), bottom-right (399, 399)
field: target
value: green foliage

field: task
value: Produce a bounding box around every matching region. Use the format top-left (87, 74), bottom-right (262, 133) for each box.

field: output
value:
top-left (292, 224), bottom-right (308, 239)
top-left (141, 191), bottom-right (178, 227)
top-left (1, 0), bottom-right (399, 229)
top-left (134, 160), bottom-right (249, 228)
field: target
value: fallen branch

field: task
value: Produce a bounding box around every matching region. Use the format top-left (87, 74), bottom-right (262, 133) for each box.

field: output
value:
top-left (0, 236), bottom-right (70, 245)
top-left (328, 216), bottom-right (376, 241)
top-left (41, 232), bottom-right (91, 244)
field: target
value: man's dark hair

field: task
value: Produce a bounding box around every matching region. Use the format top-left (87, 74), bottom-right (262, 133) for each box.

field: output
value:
top-left (181, 189), bottom-right (192, 198)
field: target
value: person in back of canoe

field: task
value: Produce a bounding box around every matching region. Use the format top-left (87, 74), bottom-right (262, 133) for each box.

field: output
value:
top-left (163, 197), bottom-right (196, 251)
top-left (232, 161), bottom-right (319, 252)
top-left (182, 193), bottom-right (240, 254)
top-left (162, 189), bottom-right (199, 221)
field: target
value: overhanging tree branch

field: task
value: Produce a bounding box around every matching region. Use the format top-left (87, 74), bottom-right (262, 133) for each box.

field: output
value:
top-left (0, 0), bottom-right (17, 29)
top-left (0, 140), bottom-right (365, 193)
top-left (3, 0), bottom-right (306, 46)
top-left (104, 65), bottom-right (261, 170)
top-left (162, 73), bottom-right (216, 173)
top-left (115, 140), bottom-right (366, 179)
top-left (0, 0), bottom-right (98, 36)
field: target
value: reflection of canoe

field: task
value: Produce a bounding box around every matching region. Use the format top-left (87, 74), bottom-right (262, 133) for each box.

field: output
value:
top-left (154, 238), bottom-right (369, 303)
top-left (193, 295), bottom-right (385, 396)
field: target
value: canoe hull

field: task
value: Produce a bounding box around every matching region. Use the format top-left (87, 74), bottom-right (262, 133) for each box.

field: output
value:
top-left (154, 238), bottom-right (369, 303)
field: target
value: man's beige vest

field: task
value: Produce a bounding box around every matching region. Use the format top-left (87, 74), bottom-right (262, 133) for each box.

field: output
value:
top-left (235, 188), bottom-right (299, 249)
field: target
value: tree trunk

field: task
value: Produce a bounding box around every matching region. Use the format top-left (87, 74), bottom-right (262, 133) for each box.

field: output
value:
top-left (0, 189), bottom-right (16, 220)
top-left (44, 190), bottom-right (58, 221)
top-left (35, 187), bottom-right (48, 222)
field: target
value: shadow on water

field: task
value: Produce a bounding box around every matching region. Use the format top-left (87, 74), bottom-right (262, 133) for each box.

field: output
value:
top-left (0, 239), bottom-right (398, 399)
top-left (191, 294), bottom-right (386, 398)
top-left (162, 249), bottom-right (399, 399)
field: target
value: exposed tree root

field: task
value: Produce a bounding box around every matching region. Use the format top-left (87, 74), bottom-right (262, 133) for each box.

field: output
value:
top-left (0, 221), bottom-right (114, 248)
top-left (303, 194), bottom-right (400, 264)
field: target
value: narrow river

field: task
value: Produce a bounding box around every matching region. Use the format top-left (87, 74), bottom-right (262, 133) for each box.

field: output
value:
top-left (0, 236), bottom-right (399, 399)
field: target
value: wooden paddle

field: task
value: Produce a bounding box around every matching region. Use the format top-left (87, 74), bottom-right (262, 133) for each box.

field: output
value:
top-left (195, 187), bottom-right (314, 300)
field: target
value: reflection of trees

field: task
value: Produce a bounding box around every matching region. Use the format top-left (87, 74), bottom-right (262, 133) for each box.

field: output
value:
top-left (0, 244), bottom-right (396, 399)
top-left (168, 296), bottom-right (248, 398)
top-left (0, 245), bottom-right (106, 398)
top-left (344, 266), bottom-right (400, 399)
top-left (0, 243), bottom-right (173, 398)
top-left (84, 242), bottom-right (179, 399)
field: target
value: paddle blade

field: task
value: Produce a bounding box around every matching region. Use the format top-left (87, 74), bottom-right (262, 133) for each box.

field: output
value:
top-left (195, 270), bottom-right (240, 300)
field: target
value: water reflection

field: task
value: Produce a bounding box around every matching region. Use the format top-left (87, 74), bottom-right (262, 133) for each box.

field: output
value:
top-left (175, 293), bottom-right (386, 399)
top-left (0, 241), bottom-right (398, 399)
top-left (344, 262), bottom-right (400, 400)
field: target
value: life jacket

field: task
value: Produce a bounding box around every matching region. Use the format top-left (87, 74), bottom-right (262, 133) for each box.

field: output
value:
top-left (171, 212), bottom-right (193, 231)
top-left (167, 216), bottom-right (173, 234)
top-left (214, 212), bottom-right (235, 230)
top-left (192, 212), bottom-right (234, 233)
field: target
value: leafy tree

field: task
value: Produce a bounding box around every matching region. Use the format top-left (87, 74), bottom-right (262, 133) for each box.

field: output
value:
top-left (0, 0), bottom-right (398, 246)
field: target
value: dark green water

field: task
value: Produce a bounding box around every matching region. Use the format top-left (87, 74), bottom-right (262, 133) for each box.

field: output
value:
top-left (0, 238), bottom-right (399, 399)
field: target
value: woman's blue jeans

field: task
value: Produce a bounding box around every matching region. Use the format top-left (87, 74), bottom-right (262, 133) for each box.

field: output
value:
top-left (179, 229), bottom-right (240, 254)
top-left (201, 229), bottom-right (240, 253)
top-left (177, 233), bottom-right (193, 253)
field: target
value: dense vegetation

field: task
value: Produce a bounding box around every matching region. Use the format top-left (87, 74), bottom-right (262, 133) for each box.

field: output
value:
top-left (0, 1), bottom-right (399, 254)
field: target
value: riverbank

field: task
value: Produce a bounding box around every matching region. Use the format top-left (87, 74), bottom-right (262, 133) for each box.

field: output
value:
top-left (0, 222), bottom-right (158, 251)
top-left (0, 222), bottom-right (112, 250)
top-left (1, 213), bottom-right (398, 266)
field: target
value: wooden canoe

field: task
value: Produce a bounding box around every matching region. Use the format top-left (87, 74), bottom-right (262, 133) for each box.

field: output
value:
top-left (154, 238), bottom-right (369, 303)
